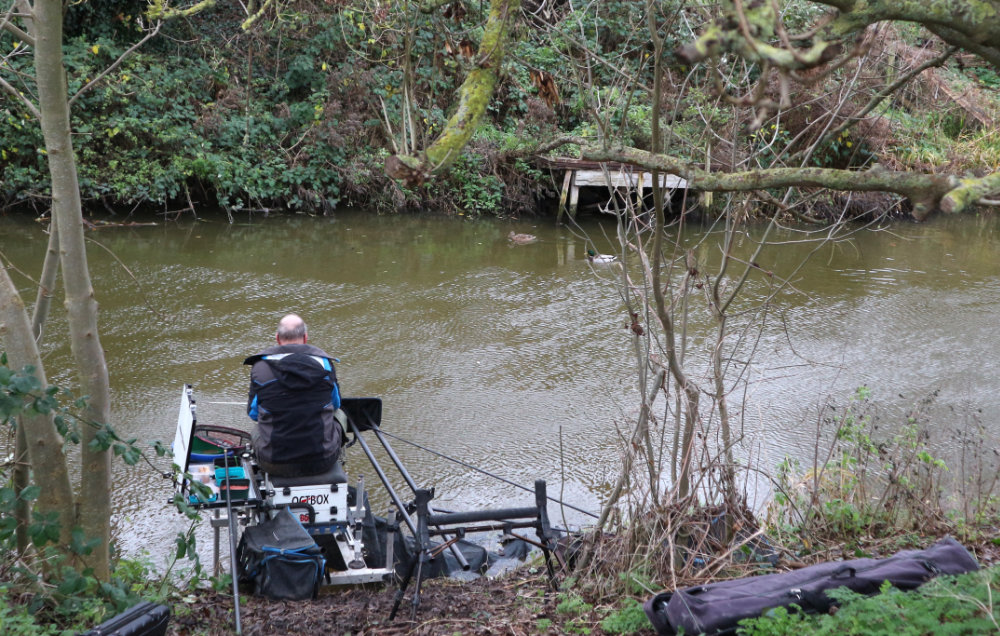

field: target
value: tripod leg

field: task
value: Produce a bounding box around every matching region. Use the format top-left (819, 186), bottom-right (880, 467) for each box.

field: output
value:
top-left (542, 546), bottom-right (559, 590)
top-left (410, 550), bottom-right (426, 622)
top-left (389, 551), bottom-right (418, 621)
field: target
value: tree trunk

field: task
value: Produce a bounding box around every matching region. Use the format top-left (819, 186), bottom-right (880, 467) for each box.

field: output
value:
top-left (12, 220), bottom-right (62, 553)
top-left (13, 422), bottom-right (30, 552)
top-left (0, 266), bottom-right (75, 550)
top-left (31, 220), bottom-right (60, 341)
top-left (33, 0), bottom-right (112, 579)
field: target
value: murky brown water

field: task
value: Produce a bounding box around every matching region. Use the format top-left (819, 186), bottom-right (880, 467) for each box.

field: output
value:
top-left (1, 210), bottom-right (998, 564)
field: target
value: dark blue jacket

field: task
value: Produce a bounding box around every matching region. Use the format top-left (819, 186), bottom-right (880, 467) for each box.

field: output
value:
top-left (244, 344), bottom-right (341, 467)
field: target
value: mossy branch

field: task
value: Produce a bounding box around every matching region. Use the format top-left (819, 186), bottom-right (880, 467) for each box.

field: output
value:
top-left (523, 137), bottom-right (999, 219)
top-left (580, 143), bottom-right (962, 219)
top-left (146, 0), bottom-right (217, 21)
top-left (680, 1), bottom-right (838, 69)
top-left (819, 0), bottom-right (1000, 66)
top-left (241, 0), bottom-right (275, 30)
top-left (940, 173), bottom-right (1000, 214)
top-left (684, 0), bottom-right (1000, 72)
top-left (386, 0), bottom-right (520, 183)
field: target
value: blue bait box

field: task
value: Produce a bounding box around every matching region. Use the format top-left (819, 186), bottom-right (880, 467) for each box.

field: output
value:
top-left (215, 466), bottom-right (246, 483)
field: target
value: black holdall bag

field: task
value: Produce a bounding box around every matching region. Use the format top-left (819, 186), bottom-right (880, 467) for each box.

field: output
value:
top-left (237, 507), bottom-right (326, 601)
top-left (643, 536), bottom-right (979, 635)
top-left (78, 600), bottom-right (170, 636)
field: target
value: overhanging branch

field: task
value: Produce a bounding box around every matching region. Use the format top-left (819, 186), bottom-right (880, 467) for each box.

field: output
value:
top-left (580, 143), bottom-right (961, 219)
top-left (518, 137), bottom-right (998, 219)
top-left (940, 172), bottom-right (1000, 214)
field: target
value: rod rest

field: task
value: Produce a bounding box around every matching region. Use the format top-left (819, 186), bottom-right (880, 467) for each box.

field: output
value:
top-left (269, 459), bottom-right (348, 488)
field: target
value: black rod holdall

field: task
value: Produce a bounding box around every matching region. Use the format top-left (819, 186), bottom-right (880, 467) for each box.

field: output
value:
top-left (78, 600), bottom-right (170, 636)
top-left (643, 536), bottom-right (979, 635)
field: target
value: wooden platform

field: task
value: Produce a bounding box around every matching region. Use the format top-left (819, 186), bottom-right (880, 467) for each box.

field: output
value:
top-left (536, 157), bottom-right (688, 221)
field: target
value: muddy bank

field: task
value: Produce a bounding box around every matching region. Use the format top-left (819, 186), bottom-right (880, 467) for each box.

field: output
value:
top-left (165, 533), bottom-right (1000, 635)
top-left (168, 570), bottom-right (650, 636)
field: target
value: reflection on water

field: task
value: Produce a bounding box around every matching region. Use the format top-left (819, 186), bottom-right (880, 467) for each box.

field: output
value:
top-left (1, 211), bottom-right (998, 564)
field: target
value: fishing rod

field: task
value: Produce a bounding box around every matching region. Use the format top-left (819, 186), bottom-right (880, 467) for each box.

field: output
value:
top-left (376, 429), bottom-right (599, 520)
top-left (206, 400), bottom-right (599, 519)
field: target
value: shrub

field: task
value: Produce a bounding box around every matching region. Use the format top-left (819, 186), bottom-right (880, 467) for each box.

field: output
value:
top-left (738, 568), bottom-right (1000, 635)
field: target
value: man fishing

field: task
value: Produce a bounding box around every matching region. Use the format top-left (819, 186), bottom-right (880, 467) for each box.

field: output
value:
top-left (244, 313), bottom-right (342, 477)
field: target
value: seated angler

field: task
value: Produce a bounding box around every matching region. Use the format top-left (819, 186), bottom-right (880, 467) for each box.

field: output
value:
top-left (244, 313), bottom-right (342, 477)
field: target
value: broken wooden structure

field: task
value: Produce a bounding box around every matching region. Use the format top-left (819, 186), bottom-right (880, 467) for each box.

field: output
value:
top-left (536, 157), bottom-right (689, 223)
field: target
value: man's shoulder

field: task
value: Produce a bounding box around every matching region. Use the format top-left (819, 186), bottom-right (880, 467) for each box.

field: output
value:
top-left (243, 344), bottom-right (333, 366)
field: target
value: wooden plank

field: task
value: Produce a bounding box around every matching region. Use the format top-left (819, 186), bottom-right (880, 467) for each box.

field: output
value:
top-left (557, 169), bottom-right (573, 224)
top-left (572, 169), bottom-right (686, 189)
top-left (569, 180), bottom-right (580, 219)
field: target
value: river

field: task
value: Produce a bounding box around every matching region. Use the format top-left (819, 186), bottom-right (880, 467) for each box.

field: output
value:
top-left (1, 210), bottom-right (998, 566)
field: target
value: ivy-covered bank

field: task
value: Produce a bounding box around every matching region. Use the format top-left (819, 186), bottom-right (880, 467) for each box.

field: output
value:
top-left (2, 1), bottom-right (998, 218)
top-left (0, 0), bottom-right (562, 216)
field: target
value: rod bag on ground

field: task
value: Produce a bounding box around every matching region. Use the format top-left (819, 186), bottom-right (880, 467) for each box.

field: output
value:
top-left (79, 601), bottom-right (170, 636)
top-left (643, 536), bottom-right (979, 635)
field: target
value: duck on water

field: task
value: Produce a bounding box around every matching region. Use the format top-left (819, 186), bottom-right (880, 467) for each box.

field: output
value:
top-left (508, 231), bottom-right (537, 244)
top-left (587, 249), bottom-right (618, 264)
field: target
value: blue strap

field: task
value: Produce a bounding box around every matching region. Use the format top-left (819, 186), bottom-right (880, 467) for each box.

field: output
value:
top-left (248, 394), bottom-right (259, 421)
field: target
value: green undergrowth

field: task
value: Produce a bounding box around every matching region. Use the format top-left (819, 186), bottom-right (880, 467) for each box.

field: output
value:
top-left (548, 577), bottom-right (654, 635)
top-left (765, 388), bottom-right (1000, 551)
top-left (738, 567), bottom-right (1000, 635)
top-left (0, 2), bottom-right (557, 217)
top-left (2, 1), bottom-right (996, 219)
top-left (570, 387), bottom-right (1000, 634)
top-left (0, 361), bottom-right (209, 635)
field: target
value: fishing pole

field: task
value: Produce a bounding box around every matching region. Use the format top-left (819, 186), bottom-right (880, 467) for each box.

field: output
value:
top-left (205, 400), bottom-right (598, 519)
top-left (376, 429), bottom-right (599, 520)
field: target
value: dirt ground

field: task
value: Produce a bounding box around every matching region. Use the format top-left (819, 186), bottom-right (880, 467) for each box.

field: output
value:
top-left (166, 537), bottom-right (1000, 635)
top-left (167, 570), bottom-right (646, 636)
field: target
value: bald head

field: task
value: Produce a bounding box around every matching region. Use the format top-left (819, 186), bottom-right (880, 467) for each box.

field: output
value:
top-left (276, 314), bottom-right (307, 344)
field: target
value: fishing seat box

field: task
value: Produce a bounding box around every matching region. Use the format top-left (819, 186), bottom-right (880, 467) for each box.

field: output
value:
top-left (267, 460), bottom-right (349, 525)
top-left (79, 600), bottom-right (170, 636)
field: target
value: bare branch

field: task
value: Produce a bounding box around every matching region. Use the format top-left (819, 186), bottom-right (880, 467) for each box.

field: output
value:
top-left (0, 7), bottom-right (34, 47)
top-left (789, 45), bottom-right (958, 164)
top-left (418, 0), bottom-right (453, 13)
top-left (68, 21), bottom-right (162, 108)
top-left (0, 73), bottom-right (40, 119)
